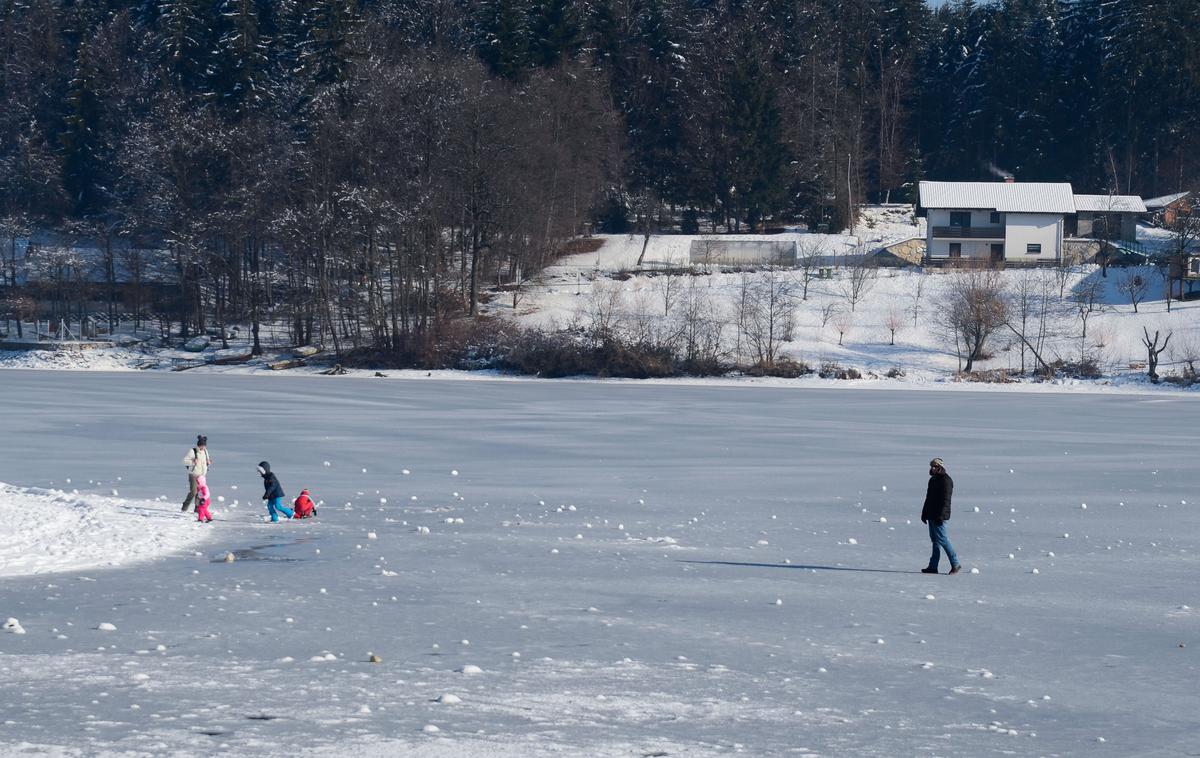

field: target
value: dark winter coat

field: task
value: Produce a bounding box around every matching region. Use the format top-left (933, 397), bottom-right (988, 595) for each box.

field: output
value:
top-left (921, 472), bottom-right (953, 524)
top-left (259, 460), bottom-right (285, 501)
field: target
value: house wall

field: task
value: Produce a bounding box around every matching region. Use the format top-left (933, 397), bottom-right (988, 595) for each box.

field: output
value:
top-left (925, 208), bottom-right (1004, 260)
top-left (925, 209), bottom-right (1001, 229)
top-left (1004, 213), bottom-right (1061, 262)
top-left (927, 239), bottom-right (996, 258)
top-left (1121, 213), bottom-right (1138, 242)
top-left (1075, 212), bottom-right (1138, 242)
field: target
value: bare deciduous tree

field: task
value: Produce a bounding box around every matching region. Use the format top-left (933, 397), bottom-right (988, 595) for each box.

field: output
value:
top-left (1072, 277), bottom-right (1105, 362)
top-left (1052, 258), bottom-right (1075, 300)
top-left (674, 279), bottom-right (729, 371)
top-left (1140, 326), bottom-right (1172, 382)
top-left (832, 310), bottom-right (853, 346)
top-left (838, 251), bottom-right (876, 312)
top-left (939, 269), bottom-right (1007, 373)
top-left (796, 237), bottom-right (825, 300)
top-left (1171, 334), bottom-right (1200, 379)
top-left (739, 268), bottom-right (797, 366)
top-left (656, 267), bottom-right (684, 316)
top-left (585, 281), bottom-right (625, 343)
top-left (1118, 270), bottom-right (1150, 312)
top-left (819, 301), bottom-right (840, 331)
top-left (909, 272), bottom-right (926, 327)
top-left (884, 306), bottom-right (905, 346)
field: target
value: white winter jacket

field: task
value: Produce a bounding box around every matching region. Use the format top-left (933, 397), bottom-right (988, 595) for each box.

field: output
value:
top-left (183, 446), bottom-right (211, 476)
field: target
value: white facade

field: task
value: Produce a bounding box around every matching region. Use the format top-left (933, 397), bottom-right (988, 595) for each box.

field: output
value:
top-left (1004, 213), bottom-right (1062, 262)
top-left (920, 181), bottom-right (1074, 264)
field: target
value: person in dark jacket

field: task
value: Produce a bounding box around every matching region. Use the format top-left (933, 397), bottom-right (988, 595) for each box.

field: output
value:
top-left (257, 461), bottom-right (294, 522)
top-left (921, 457), bottom-right (960, 575)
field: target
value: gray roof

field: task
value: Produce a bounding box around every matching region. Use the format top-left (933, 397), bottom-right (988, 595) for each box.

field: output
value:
top-left (1073, 194), bottom-right (1147, 213)
top-left (918, 181), bottom-right (1076, 214)
top-left (1143, 191), bottom-right (1190, 209)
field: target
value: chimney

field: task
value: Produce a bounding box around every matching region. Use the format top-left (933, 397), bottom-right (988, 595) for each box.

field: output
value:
top-left (1003, 175), bottom-right (1015, 183)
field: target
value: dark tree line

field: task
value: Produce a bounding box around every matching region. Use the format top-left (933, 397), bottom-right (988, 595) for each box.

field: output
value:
top-left (1, 0), bottom-right (1198, 356)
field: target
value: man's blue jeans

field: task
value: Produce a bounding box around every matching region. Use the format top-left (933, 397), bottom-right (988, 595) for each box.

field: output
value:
top-left (928, 520), bottom-right (959, 570)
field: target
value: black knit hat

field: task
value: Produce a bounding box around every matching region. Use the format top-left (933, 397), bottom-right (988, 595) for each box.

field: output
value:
top-left (197, 435), bottom-right (207, 446)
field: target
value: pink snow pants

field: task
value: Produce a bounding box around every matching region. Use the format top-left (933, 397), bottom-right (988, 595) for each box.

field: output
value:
top-left (195, 476), bottom-right (212, 521)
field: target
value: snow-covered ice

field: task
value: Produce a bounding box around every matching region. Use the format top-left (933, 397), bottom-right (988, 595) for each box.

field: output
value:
top-left (0, 371), bottom-right (1196, 756)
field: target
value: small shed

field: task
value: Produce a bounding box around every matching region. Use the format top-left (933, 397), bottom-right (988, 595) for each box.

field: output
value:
top-left (1069, 194), bottom-right (1146, 242)
top-left (1143, 192), bottom-right (1192, 226)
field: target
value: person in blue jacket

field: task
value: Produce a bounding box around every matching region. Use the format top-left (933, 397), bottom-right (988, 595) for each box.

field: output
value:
top-left (257, 461), bottom-right (294, 522)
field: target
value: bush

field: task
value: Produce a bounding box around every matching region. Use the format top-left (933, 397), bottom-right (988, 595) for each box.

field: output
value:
top-left (958, 369), bottom-right (1012, 383)
top-left (886, 366), bottom-right (906, 378)
top-left (680, 356), bottom-right (732, 376)
top-left (340, 317), bottom-right (518, 370)
top-left (744, 358), bottom-right (812, 378)
top-left (818, 361), bottom-right (861, 380)
top-left (1047, 358), bottom-right (1103, 379)
top-left (500, 328), bottom-right (680, 378)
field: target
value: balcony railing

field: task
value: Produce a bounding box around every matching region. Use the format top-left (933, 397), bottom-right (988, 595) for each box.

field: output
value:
top-left (932, 225), bottom-right (1005, 239)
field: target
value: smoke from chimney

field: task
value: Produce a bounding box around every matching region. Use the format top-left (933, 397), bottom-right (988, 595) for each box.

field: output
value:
top-left (986, 162), bottom-right (1015, 182)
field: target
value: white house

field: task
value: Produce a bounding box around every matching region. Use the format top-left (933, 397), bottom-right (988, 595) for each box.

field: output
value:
top-left (919, 181), bottom-right (1076, 265)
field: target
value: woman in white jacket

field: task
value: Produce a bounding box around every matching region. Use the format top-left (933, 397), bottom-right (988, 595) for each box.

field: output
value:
top-left (182, 435), bottom-right (211, 512)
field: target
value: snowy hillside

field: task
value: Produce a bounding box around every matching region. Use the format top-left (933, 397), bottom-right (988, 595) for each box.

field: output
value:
top-left (488, 211), bottom-right (1200, 385)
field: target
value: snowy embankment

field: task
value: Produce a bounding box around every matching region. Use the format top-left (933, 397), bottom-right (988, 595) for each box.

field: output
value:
top-left (0, 483), bottom-right (208, 577)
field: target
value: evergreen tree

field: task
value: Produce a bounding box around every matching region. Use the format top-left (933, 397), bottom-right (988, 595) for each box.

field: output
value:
top-left (208, 0), bottom-right (272, 116)
top-left (60, 38), bottom-right (106, 214)
top-left (528, 0), bottom-right (580, 68)
top-left (477, 0), bottom-right (530, 80)
top-left (157, 0), bottom-right (214, 92)
top-left (296, 0), bottom-right (362, 90)
top-left (723, 38), bottom-right (787, 227)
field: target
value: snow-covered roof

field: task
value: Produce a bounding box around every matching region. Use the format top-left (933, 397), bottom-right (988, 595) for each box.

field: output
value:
top-left (1072, 194), bottom-right (1147, 213)
top-left (1143, 191), bottom-right (1190, 209)
top-left (918, 181), bottom-right (1076, 214)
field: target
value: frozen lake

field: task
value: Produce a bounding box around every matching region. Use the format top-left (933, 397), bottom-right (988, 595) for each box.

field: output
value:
top-left (0, 371), bottom-right (1197, 756)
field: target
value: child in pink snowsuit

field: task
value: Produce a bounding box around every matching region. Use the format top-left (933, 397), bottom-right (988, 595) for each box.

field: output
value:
top-left (195, 475), bottom-right (213, 523)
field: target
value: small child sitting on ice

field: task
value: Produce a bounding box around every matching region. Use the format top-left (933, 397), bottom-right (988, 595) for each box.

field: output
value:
top-left (292, 489), bottom-right (317, 519)
top-left (195, 475), bottom-right (213, 523)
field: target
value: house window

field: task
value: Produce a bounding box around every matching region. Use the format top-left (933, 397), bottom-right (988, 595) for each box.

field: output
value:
top-left (1027, 243), bottom-right (1042, 254)
top-left (990, 212), bottom-right (1003, 224)
top-left (949, 212), bottom-right (971, 227)
top-left (949, 243), bottom-right (962, 258)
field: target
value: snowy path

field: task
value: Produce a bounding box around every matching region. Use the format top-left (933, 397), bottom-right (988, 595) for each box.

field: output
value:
top-left (0, 371), bottom-right (1197, 756)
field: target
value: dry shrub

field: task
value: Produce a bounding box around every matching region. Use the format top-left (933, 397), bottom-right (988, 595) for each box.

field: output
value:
top-left (744, 358), bottom-right (812, 378)
top-left (819, 361), bottom-right (862, 379)
top-left (958, 369), bottom-right (1012, 383)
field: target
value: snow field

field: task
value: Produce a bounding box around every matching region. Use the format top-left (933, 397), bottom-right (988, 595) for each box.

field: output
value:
top-left (0, 372), bottom-right (1196, 756)
top-left (0, 482), bottom-right (212, 578)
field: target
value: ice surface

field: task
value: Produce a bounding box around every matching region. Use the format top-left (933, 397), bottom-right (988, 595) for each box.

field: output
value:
top-left (0, 371), bottom-right (1196, 756)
